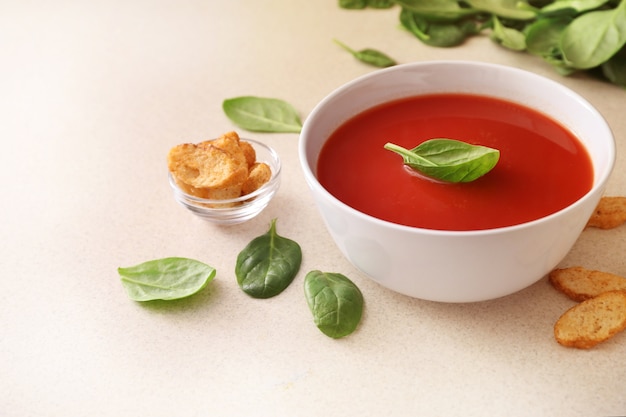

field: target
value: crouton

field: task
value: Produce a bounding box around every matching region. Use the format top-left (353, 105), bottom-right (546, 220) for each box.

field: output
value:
top-left (242, 162), bottom-right (272, 195)
top-left (239, 140), bottom-right (257, 169)
top-left (586, 196), bottom-right (626, 229)
top-left (554, 290), bottom-right (626, 349)
top-left (549, 267), bottom-right (626, 302)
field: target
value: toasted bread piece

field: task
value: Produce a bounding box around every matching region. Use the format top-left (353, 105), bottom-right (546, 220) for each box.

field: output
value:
top-left (554, 290), bottom-right (626, 349)
top-left (549, 267), bottom-right (626, 302)
top-left (239, 140), bottom-right (256, 169)
top-left (200, 131), bottom-right (247, 168)
top-left (586, 196), bottom-right (626, 229)
top-left (242, 162), bottom-right (271, 195)
top-left (167, 142), bottom-right (247, 199)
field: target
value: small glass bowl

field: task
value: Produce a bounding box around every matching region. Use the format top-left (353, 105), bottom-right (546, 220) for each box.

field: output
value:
top-left (168, 138), bottom-right (281, 225)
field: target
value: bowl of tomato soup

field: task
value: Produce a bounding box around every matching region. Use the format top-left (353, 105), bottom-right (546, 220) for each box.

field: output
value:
top-left (299, 61), bottom-right (615, 302)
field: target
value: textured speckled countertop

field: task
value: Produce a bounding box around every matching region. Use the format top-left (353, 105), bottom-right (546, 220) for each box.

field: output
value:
top-left (1, 2), bottom-right (625, 416)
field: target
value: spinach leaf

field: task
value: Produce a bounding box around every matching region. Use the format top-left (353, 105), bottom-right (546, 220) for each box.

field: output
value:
top-left (395, 0), bottom-right (481, 22)
top-left (384, 139), bottom-right (500, 183)
top-left (560, 1), bottom-right (626, 69)
top-left (525, 16), bottom-right (576, 73)
top-left (540, 0), bottom-right (610, 15)
top-left (339, 0), bottom-right (393, 9)
top-left (222, 96), bottom-right (302, 133)
top-left (400, 9), bottom-right (479, 47)
top-left (490, 15), bottom-right (527, 50)
top-left (118, 257), bottom-right (216, 301)
top-left (304, 270), bottom-right (364, 339)
top-left (339, 0), bottom-right (626, 86)
top-left (366, 0), bottom-right (394, 8)
top-left (235, 219), bottom-right (302, 299)
top-left (339, 0), bottom-right (367, 8)
top-left (465, 0), bottom-right (537, 20)
top-left (526, 16), bottom-right (571, 56)
top-left (333, 39), bottom-right (397, 67)
top-left (601, 46), bottom-right (626, 87)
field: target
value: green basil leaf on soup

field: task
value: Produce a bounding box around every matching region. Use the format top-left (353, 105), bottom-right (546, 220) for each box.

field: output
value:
top-left (118, 257), bottom-right (216, 301)
top-left (384, 138), bottom-right (500, 183)
top-left (304, 270), bottom-right (364, 339)
top-left (235, 219), bottom-right (302, 299)
top-left (222, 96), bottom-right (302, 133)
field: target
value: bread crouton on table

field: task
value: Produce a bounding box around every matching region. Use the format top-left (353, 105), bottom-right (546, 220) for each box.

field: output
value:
top-left (167, 131), bottom-right (271, 204)
top-left (586, 196), bottom-right (626, 229)
top-left (554, 290), bottom-right (626, 349)
top-left (549, 266), bottom-right (626, 302)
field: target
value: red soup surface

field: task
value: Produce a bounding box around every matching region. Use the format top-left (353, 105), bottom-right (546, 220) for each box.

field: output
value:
top-left (317, 93), bottom-right (593, 231)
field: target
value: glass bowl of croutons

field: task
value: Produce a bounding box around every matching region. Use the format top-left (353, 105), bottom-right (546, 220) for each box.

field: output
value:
top-left (167, 132), bottom-right (281, 225)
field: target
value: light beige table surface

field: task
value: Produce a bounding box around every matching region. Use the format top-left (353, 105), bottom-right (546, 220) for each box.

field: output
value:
top-left (2, 1), bottom-right (625, 416)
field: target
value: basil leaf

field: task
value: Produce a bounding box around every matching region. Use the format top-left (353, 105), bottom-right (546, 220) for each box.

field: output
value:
top-left (384, 139), bottom-right (500, 183)
top-left (222, 96), bottom-right (302, 133)
top-left (333, 39), bottom-right (397, 68)
top-left (235, 219), bottom-right (302, 299)
top-left (118, 257), bottom-right (216, 302)
top-left (304, 271), bottom-right (364, 339)
top-left (560, 2), bottom-right (626, 69)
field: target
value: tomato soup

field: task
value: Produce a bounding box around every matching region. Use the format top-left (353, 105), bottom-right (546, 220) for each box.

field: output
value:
top-left (317, 94), bottom-right (593, 231)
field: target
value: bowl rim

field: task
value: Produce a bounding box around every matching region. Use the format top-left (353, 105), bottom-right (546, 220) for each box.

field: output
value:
top-left (169, 137), bottom-right (282, 208)
top-left (299, 60), bottom-right (616, 237)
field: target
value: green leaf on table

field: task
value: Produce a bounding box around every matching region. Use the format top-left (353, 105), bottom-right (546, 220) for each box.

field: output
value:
top-left (366, 0), bottom-right (394, 8)
top-left (223, 96), bottom-right (302, 133)
top-left (560, 1), bottom-right (626, 69)
top-left (333, 39), bottom-right (397, 67)
top-left (601, 46), bottom-right (626, 87)
top-left (339, 0), bottom-right (367, 9)
top-left (384, 139), bottom-right (500, 183)
top-left (465, 0), bottom-right (537, 20)
top-left (540, 0), bottom-right (611, 16)
top-left (525, 16), bottom-right (576, 74)
top-left (400, 9), bottom-right (480, 47)
top-left (339, 0), bottom-right (394, 9)
top-left (118, 257), bottom-right (216, 301)
top-left (526, 16), bottom-right (571, 56)
top-left (395, 0), bottom-right (481, 22)
top-left (304, 270), bottom-right (364, 339)
top-left (490, 15), bottom-right (527, 50)
top-left (235, 219), bottom-right (302, 299)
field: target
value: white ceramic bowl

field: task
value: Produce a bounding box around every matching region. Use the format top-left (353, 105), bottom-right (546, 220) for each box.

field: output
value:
top-left (299, 61), bottom-right (615, 302)
top-left (169, 138), bottom-right (281, 225)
